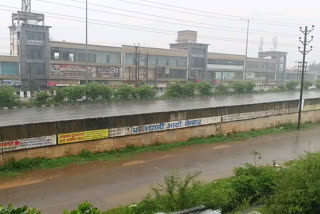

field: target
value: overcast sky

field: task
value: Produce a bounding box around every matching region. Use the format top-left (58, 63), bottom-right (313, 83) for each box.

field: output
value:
top-left (0, 0), bottom-right (320, 68)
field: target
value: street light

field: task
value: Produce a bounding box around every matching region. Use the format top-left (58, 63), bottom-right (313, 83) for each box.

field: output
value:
top-left (241, 18), bottom-right (250, 81)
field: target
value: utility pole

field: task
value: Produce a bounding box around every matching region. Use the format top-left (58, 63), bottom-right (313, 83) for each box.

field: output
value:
top-left (85, 0), bottom-right (88, 85)
top-left (265, 60), bottom-right (268, 84)
top-left (297, 25), bottom-right (314, 130)
top-left (146, 51), bottom-right (149, 83)
top-left (134, 44), bottom-right (139, 87)
top-left (242, 19), bottom-right (250, 81)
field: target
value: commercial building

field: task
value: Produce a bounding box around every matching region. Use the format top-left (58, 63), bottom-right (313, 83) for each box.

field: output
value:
top-left (0, 6), bottom-right (292, 88)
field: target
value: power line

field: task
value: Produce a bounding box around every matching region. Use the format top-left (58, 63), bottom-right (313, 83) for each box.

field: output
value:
top-left (35, 0), bottom-right (298, 37)
top-left (0, 5), bottom-right (300, 48)
top-left (105, 0), bottom-right (305, 27)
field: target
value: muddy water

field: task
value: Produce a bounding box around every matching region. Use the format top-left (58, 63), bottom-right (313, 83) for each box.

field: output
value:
top-left (1, 127), bottom-right (320, 213)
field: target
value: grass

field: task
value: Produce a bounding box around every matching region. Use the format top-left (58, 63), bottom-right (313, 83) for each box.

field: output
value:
top-left (0, 122), bottom-right (318, 179)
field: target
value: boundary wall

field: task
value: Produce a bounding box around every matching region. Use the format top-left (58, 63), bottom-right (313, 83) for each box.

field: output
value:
top-left (1, 98), bottom-right (320, 164)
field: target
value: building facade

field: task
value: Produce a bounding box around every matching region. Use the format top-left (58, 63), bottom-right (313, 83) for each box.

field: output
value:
top-left (0, 8), bottom-right (293, 88)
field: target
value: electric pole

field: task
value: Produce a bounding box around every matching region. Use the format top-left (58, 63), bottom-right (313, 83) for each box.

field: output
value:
top-left (297, 25), bottom-right (314, 130)
top-left (146, 51), bottom-right (149, 83)
top-left (134, 44), bottom-right (139, 87)
top-left (242, 19), bottom-right (250, 81)
top-left (85, 0), bottom-right (88, 85)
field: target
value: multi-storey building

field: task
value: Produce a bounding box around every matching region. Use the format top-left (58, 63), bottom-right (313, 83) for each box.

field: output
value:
top-left (0, 7), bottom-right (292, 88)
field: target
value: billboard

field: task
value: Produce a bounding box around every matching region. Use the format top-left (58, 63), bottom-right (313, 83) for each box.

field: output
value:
top-left (51, 64), bottom-right (120, 78)
top-left (58, 129), bottom-right (109, 144)
top-left (0, 135), bottom-right (56, 153)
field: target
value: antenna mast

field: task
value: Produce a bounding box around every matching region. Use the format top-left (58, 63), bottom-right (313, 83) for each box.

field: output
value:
top-left (22, 0), bottom-right (31, 12)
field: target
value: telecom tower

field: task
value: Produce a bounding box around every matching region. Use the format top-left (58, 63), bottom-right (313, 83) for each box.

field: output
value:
top-left (9, 0), bottom-right (51, 89)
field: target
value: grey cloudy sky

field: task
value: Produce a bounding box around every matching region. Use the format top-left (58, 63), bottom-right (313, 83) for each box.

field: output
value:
top-left (0, 0), bottom-right (319, 67)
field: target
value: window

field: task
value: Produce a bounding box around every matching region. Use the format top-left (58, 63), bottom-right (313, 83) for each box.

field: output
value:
top-left (106, 55), bottom-right (110, 63)
top-left (26, 46), bottom-right (44, 60)
top-left (54, 52), bottom-right (60, 60)
top-left (69, 53), bottom-right (74, 62)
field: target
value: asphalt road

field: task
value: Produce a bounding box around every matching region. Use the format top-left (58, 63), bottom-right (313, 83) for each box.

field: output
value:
top-left (1, 91), bottom-right (320, 127)
top-left (1, 127), bottom-right (320, 213)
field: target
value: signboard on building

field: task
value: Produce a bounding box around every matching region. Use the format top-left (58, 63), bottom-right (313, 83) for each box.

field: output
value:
top-left (2, 80), bottom-right (22, 87)
top-left (58, 129), bottom-right (109, 144)
top-left (0, 135), bottom-right (56, 153)
top-left (47, 81), bottom-right (57, 86)
top-left (96, 66), bottom-right (120, 78)
top-left (26, 40), bottom-right (44, 46)
top-left (51, 65), bottom-right (120, 78)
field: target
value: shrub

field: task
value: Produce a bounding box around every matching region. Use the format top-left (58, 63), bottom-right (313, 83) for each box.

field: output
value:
top-left (0, 204), bottom-right (41, 214)
top-left (303, 81), bottom-right (313, 90)
top-left (35, 91), bottom-right (50, 105)
top-left (100, 85), bottom-right (113, 101)
top-left (286, 80), bottom-right (298, 91)
top-left (214, 84), bottom-right (229, 94)
top-left (231, 82), bottom-right (246, 94)
top-left (165, 83), bottom-right (185, 97)
top-left (316, 80), bottom-right (320, 89)
top-left (136, 85), bottom-right (156, 99)
top-left (196, 82), bottom-right (213, 96)
top-left (65, 86), bottom-right (86, 102)
top-left (132, 172), bottom-right (201, 214)
top-left (0, 86), bottom-right (17, 107)
top-left (182, 83), bottom-right (196, 96)
top-left (114, 84), bottom-right (135, 100)
top-left (244, 81), bottom-right (255, 93)
top-left (63, 202), bottom-right (100, 214)
top-left (86, 82), bottom-right (104, 101)
top-left (54, 87), bottom-right (67, 103)
top-left (266, 153), bottom-right (320, 213)
top-left (231, 82), bottom-right (255, 94)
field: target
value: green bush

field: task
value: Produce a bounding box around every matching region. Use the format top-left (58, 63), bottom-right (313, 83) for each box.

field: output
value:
top-left (0, 86), bottom-right (17, 107)
top-left (231, 82), bottom-right (246, 94)
top-left (214, 84), bottom-right (229, 94)
top-left (131, 172), bottom-right (201, 214)
top-left (165, 83), bottom-right (185, 97)
top-left (182, 83), bottom-right (196, 96)
top-left (63, 202), bottom-right (100, 214)
top-left (303, 81), bottom-right (313, 90)
top-left (35, 91), bottom-right (50, 105)
top-left (85, 83), bottom-right (113, 101)
top-left (196, 82), bottom-right (213, 96)
top-left (136, 85), bottom-right (156, 99)
top-left (114, 84), bottom-right (135, 100)
top-left (266, 152), bottom-right (320, 213)
top-left (54, 87), bottom-right (67, 103)
top-left (0, 204), bottom-right (41, 214)
top-left (244, 81), bottom-right (256, 93)
top-left (86, 82), bottom-right (105, 101)
top-left (286, 80), bottom-right (298, 91)
top-left (316, 80), bottom-right (320, 89)
top-left (65, 86), bottom-right (86, 102)
top-left (231, 82), bottom-right (255, 94)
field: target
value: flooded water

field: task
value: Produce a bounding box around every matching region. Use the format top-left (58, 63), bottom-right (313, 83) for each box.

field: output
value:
top-left (0, 126), bottom-right (320, 213)
top-left (1, 91), bottom-right (320, 127)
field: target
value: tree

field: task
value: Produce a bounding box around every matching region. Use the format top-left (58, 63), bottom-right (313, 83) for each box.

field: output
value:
top-left (54, 87), bottom-right (67, 103)
top-left (303, 81), bottom-right (313, 90)
top-left (182, 83), bottom-right (196, 96)
top-left (0, 86), bottom-right (17, 107)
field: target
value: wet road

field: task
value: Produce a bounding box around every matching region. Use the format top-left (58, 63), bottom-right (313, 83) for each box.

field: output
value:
top-left (1, 91), bottom-right (320, 127)
top-left (1, 127), bottom-right (320, 213)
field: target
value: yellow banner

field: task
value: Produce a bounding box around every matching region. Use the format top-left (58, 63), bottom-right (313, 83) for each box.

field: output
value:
top-left (58, 129), bottom-right (109, 144)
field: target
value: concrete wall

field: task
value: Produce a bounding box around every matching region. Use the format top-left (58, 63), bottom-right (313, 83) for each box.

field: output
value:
top-left (1, 98), bottom-right (320, 165)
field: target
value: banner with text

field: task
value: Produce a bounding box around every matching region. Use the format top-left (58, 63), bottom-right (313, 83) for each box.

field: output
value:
top-left (58, 129), bottom-right (109, 144)
top-left (0, 135), bottom-right (56, 153)
top-left (132, 116), bottom-right (221, 135)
